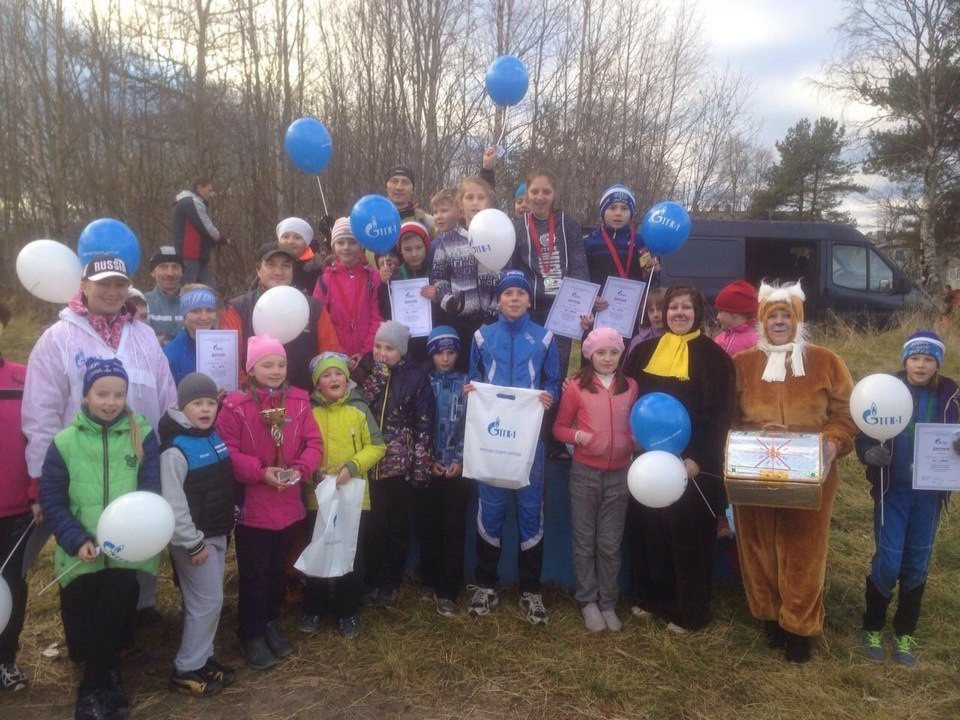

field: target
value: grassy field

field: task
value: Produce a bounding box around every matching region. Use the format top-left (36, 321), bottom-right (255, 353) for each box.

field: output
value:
top-left (1, 310), bottom-right (959, 719)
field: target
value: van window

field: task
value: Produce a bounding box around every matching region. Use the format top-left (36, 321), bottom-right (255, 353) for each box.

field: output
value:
top-left (870, 251), bottom-right (894, 291)
top-left (832, 244), bottom-right (895, 292)
top-left (668, 238), bottom-right (741, 279)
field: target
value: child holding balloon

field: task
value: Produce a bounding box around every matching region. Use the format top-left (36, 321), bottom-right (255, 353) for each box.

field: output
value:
top-left (583, 184), bottom-right (658, 291)
top-left (39, 357), bottom-right (161, 719)
top-left (553, 327), bottom-right (638, 632)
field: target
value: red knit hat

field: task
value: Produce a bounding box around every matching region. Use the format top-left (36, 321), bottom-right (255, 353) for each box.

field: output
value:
top-left (715, 280), bottom-right (758, 316)
top-left (398, 221), bottom-right (431, 252)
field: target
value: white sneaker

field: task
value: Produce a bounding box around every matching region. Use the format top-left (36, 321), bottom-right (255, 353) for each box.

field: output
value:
top-left (630, 605), bottom-right (653, 621)
top-left (666, 622), bottom-right (689, 635)
top-left (600, 608), bottom-right (623, 632)
top-left (467, 585), bottom-right (498, 616)
top-left (581, 602), bottom-right (605, 632)
top-left (519, 592), bottom-right (549, 625)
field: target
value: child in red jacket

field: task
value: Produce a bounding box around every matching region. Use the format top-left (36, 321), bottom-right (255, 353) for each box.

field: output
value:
top-left (553, 327), bottom-right (638, 632)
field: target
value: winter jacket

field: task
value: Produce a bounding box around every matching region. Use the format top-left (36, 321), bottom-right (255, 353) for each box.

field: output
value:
top-left (511, 211), bottom-right (587, 312)
top-left (429, 368), bottom-right (467, 467)
top-left (171, 189), bottom-right (222, 262)
top-left (292, 247), bottom-right (325, 296)
top-left (714, 323), bottom-right (759, 358)
top-left (311, 391), bottom-right (386, 510)
top-left (313, 260), bottom-right (382, 358)
top-left (215, 384), bottom-right (322, 530)
top-left (352, 353), bottom-right (435, 487)
top-left (22, 308), bottom-right (178, 484)
top-left (468, 311), bottom-right (562, 406)
top-left (144, 287), bottom-right (183, 343)
top-left (582, 225), bottom-right (655, 286)
top-left (163, 328), bottom-right (196, 385)
top-left (429, 227), bottom-right (500, 325)
top-left (159, 409), bottom-right (236, 552)
top-left (39, 409), bottom-right (161, 587)
top-left (553, 374), bottom-right (639, 470)
top-left (0, 357), bottom-right (30, 517)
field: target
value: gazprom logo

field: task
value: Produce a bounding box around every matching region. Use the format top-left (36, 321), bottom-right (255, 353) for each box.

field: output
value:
top-left (649, 208), bottom-right (680, 231)
top-left (862, 403), bottom-right (902, 427)
top-left (365, 216), bottom-right (397, 238)
top-left (487, 416), bottom-right (517, 439)
top-left (470, 239), bottom-right (492, 253)
top-left (101, 540), bottom-right (124, 558)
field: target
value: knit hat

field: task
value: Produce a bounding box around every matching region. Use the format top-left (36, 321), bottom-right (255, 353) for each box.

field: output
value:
top-left (177, 372), bottom-right (218, 409)
top-left (83, 254), bottom-right (130, 282)
top-left (385, 164), bottom-right (416, 187)
top-left (756, 281), bottom-right (807, 382)
top-left (276, 217), bottom-right (313, 245)
top-left (375, 320), bottom-right (411, 356)
top-left (82, 356), bottom-right (128, 396)
top-left (180, 286), bottom-right (216, 315)
top-left (398, 221), bottom-right (431, 251)
top-left (245, 334), bottom-right (286, 372)
top-left (598, 184), bottom-right (637, 220)
top-left (310, 352), bottom-right (350, 386)
top-left (427, 325), bottom-right (460, 357)
top-left (515, 183), bottom-right (527, 199)
top-left (496, 269), bottom-right (532, 298)
top-left (255, 242), bottom-right (297, 263)
top-left (149, 245), bottom-right (183, 270)
top-left (715, 280), bottom-right (759, 316)
top-left (901, 330), bottom-right (945, 367)
top-left (331, 217), bottom-right (355, 243)
top-left (127, 287), bottom-right (147, 303)
top-left (582, 326), bottom-right (624, 360)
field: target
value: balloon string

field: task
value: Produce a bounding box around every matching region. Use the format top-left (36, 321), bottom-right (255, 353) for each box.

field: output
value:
top-left (37, 546), bottom-right (101, 596)
top-left (689, 473), bottom-right (718, 519)
top-left (0, 518), bottom-right (35, 575)
top-left (638, 269), bottom-right (659, 330)
top-left (316, 176), bottom-right (329, 216)
top-left (496, 106), bottom-right (510, 147)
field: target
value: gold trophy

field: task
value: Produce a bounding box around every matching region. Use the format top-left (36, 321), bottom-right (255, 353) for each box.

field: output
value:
top-left (259, 407), bottom-right (287, 468)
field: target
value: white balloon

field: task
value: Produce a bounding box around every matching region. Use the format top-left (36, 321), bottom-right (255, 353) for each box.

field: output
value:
top-left (0, 576), bottom-right (10, 635)
top-left (850, 373), bottom-right (914, 441)
top-left (16, 239), bottom-right (83, 303)
top-left (96, 491), bottom-right (175, 562)
top-left (468, 209), bottom-right (516, 272)
top-left (252, 285), bottom-right (310, 345)
top-left (627, 451), bottom-right (688, 508)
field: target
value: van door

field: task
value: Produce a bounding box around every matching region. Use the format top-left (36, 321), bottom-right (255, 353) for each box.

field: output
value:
top-left (743, 238), bottom-right (820, 317)
top-left (658, 236), bottom-right (745, 301)
top-left (826, 241), bottom-right (905, 322)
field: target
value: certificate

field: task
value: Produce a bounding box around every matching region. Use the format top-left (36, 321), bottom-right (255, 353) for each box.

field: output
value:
top-left (544, 278), bottom-right (600, 340)
top-left (912, 423), bottom-right (960, 490)
top-left (195, 329), bottom-right (239, 392)
top-left (389, 278), bottom-right (433, 337)
top-left (594, 277), bottom-right (647, 338)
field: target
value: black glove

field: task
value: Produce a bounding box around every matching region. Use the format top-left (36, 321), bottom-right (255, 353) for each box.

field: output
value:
top-left (448, 293), bottom-right (465, 315)
top-left (863, 445), bottom-right (892, 467)
top-left (953, 437), bottom-right (960, 455)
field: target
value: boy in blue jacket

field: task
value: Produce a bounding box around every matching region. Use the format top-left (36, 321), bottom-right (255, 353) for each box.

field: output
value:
top-left (464, 270), bottom-right (561, 624)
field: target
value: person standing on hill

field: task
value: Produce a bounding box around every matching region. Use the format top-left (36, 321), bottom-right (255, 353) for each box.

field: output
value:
top-left (171, 176), bottom-right (229, 287)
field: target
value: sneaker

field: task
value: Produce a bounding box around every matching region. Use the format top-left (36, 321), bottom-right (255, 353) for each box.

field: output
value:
top-left (75, 688), bottom-right (110, 720)
top-left (630, 605), bottom-right (653, 621)
top-left (338, 615), bottom-right (360, 639)
top-left (666, 623), bottom-right (689, 635)
top-left (102, 668), bottom-right (129, 718)
top-left (0, 663), bottom-right (27, 692)
top-left (519, 592), bottom-right (548, 625)
top-left (170, 668), bottom-right (223, 697)
top-left (581, 602), bottom-right (605, 632)
top-left (860, 630), bottom-right (885, 662)
top-left (373, 588), bottom-right (399, 609)
top-left (420, 586), bottom-right (436, 603)
top-left (467, 585), bottom-right (498, 616)
top-left (600, 608), bottom-right (623, 632)
top-left (297, 614), bottom-right (320, 633)
top-left (892, 634), bottom-right (918, 667)
top-left (203, 658), bottom-right (237, 687)
top-left (436, 597), bottom-right (458, 617)
top-left (241, 637), bottom-right (277, 670)
top-left (264, 620), bottom-right (294, 657)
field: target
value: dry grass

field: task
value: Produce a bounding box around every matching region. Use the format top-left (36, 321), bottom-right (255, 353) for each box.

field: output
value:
top-left (2, 314), bottom-right (960, 719)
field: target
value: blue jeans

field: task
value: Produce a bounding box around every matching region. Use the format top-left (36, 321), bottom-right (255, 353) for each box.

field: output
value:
top-left (870, 484), bottom-right (940, 596)
top-left (182, 258), bottom-right (215, 288)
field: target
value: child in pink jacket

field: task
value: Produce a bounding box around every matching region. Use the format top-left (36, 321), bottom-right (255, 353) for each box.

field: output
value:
top-left (553, 327), bottom-right (638, 633)
top-left (215, 335), bottom-right (322, 670)
top-left (713, 280), bottom-right (759, 357)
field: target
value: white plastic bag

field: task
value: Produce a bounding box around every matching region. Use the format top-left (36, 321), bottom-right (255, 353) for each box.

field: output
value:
top-left (294, 475), bottom-right (365, 578)
top-left (462, 382), bottom-right (545, 489)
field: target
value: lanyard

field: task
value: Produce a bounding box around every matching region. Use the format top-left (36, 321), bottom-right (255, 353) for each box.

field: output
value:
top-left (528, 213), bottom-right (556, 273)
top-left (600, 226), bottom-right (635, 279)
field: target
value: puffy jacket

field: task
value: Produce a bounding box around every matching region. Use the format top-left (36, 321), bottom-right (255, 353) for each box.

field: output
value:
top-left (159, 409), bottom-right (236, 551)
top-left (171, 189), bottom-right (222, 262)
top-left (215, 384), bottom-right (322, 530)
top-left (468, 311), bottom-right (561, 406)
top-left (714, 323), bottom-right (759, 358)
top-left (163, 328), bottom-right (196, 385)
top-left (0, 357), bottom-right (30, 517)
top-left (553, 374), bottom-right (639, 470)
top-left (429, 368), bottom-right (467, 467)
top-left (313, 260), bottom-right (381, 358)
top-left (352, 353), bottom-right (435, 487)
top-left (39, 409), bottom-right (161, 587)
top-left (22, 308), bottom-right (178, 482)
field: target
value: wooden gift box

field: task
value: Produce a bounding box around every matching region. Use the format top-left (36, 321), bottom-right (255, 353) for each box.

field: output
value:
top-left (724, 430), bottom-right (825, 510)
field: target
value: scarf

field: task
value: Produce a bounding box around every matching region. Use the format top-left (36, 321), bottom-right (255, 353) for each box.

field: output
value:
top-left (68, 290), bottom-right (135, 352)
top-left (644, 330), bottom-right (701, 380)
top-left (756, 336), bottom-right (806, 382)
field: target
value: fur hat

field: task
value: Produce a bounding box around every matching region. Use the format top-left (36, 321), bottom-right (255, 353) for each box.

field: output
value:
top-left (757, 281), bottom-right (805, 338)
top-left (756, 281), bottom-right (807, 382)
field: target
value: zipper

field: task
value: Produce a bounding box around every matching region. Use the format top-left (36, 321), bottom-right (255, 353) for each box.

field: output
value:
top-left (509, 322), bottom-right (515, 386)
top-left (102, 423), bottom-right (110, 567)
top-left (375, 374), bottom-right (391, 480)
top-left (351, 427), bottom-right (359, 474)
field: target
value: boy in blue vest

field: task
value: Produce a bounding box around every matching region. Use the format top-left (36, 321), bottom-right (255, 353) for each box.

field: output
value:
top-left (159, 372), bottom-right (237, 696)
top-left (464, 270), bottom-right (561, 624)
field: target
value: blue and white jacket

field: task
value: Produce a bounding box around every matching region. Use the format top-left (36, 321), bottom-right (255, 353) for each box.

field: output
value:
top-left (429, 368), bottom-right (468, 467)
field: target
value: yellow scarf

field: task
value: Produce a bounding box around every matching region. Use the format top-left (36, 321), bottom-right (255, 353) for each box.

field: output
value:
top-left (643, 330), bottom-right (701, 380)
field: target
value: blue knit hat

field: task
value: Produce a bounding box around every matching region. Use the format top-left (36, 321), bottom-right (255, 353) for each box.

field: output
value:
top-left (82, 357), bottom-right (128, 396)
top-left (180, 286), bottom-right (216, 315)
top-left (515, 183), bottom-right (527, 199)
top-left (598, 184), bottom-right (637, 220)
top-left (496, 269), bottom-right (532, 298)
top-left (901, 330), bottom-right (945, 367)
top-left (427, 325), bottom-right (460, 357)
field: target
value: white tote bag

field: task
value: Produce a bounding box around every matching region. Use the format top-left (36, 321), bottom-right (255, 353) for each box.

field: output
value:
top-left (294, 475), bottom-right (365, 578)
top-left (462, 382), bottom-right (545, 490)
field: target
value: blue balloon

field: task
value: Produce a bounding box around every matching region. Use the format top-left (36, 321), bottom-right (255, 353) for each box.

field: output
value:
top-left (284, 117), bottom-right (333, 174)
top-left (77, 219), bottom-right (140, 274)
top-left (630, 392), bottom-right (691, 455)
top-left (485, 55), bottom-right (529, 106)
top-left (350, 195), bottom-right (401, 253)
top-left (640, 201), bottom-right (691, 255)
